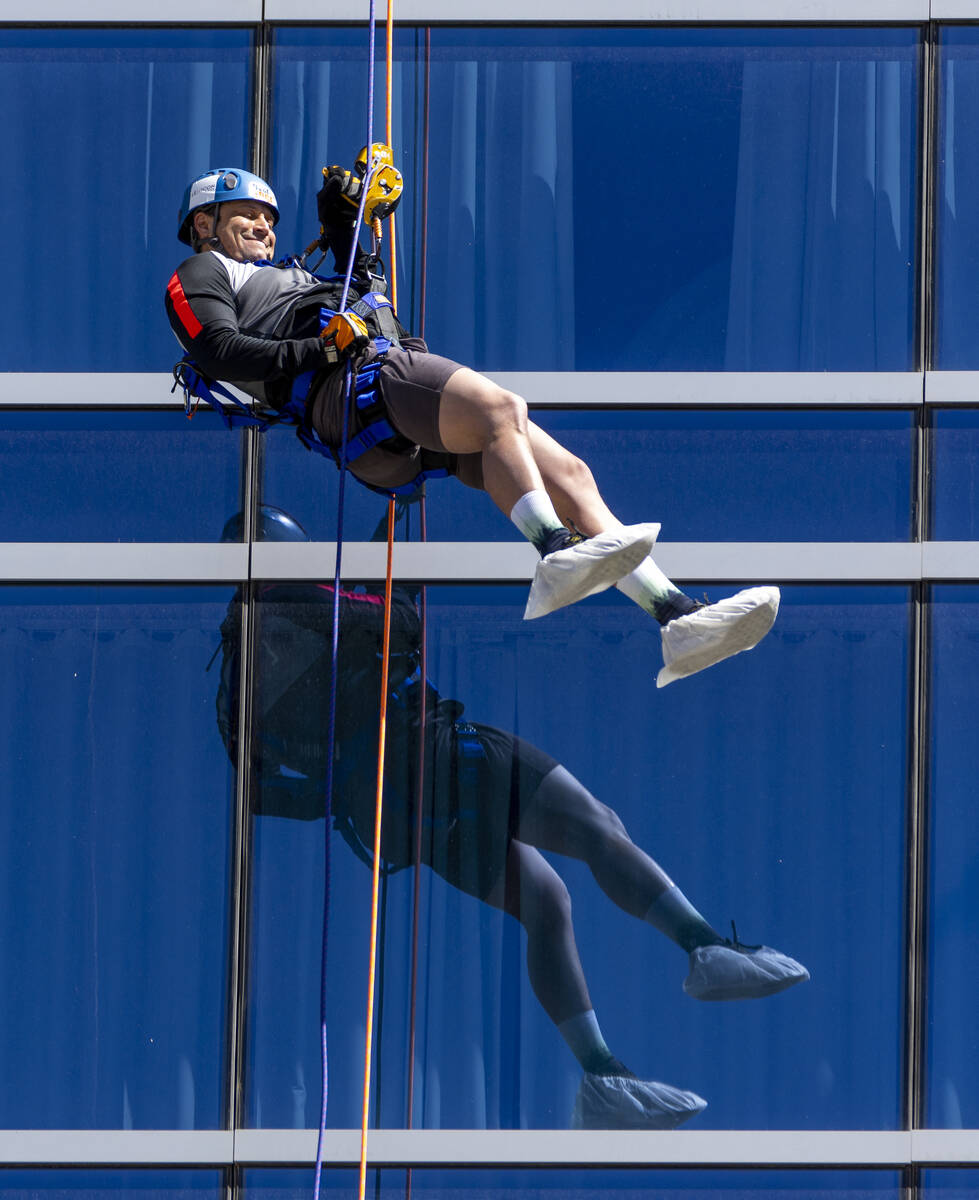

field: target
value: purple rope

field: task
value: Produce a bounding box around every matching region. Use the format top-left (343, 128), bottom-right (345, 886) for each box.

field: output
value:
top-left (313, 3), bottom-right (378, 1197)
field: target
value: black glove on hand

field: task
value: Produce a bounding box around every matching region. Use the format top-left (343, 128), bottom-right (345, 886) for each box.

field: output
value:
top-left (316, 165), bottom-right (361, 230)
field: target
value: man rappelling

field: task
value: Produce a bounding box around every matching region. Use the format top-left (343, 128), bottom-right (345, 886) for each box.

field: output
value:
top-left (166, 157), bottom-right (779, 685)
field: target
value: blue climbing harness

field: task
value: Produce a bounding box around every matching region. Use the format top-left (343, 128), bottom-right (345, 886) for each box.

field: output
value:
top-left (172, 297), bottom-right (448, 498)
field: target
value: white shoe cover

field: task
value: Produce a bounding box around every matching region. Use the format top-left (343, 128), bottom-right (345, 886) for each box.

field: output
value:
top-left (571, 1072), bottom-right (707, 1131)
top-left (656, 585), bottom-right (780, 688)
top-left (684, 942), bottom-right (810, 1002)
top-left (523, 523), bottom-right (660, 621)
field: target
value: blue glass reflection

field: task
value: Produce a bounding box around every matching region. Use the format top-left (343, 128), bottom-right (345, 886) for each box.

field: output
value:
top-left (244, 1166), bottom-right (901, 1199)
top-left (244, 584), bottom-right (908, 1130)
top-left (0, 411), bottom-right (242, 541)
top-left (931, 410), bottom-right (979, 540)
top-left (260, 408), bottom-right (914, 542)
top-left (922, 1169), bottom-right (979, 1199)
top-left (0, 29), bottom-right (252, 371)
top-left (0, 587), bottom-right (236, 1128)
top-left (936, 30), bottom-right (979, 367)
top-left (0, 1171), bottom-right (223, 1199)
top-left (926, 588), bottom-right (979, 1128)
top-left (271, 27), bottom-right (919, 370)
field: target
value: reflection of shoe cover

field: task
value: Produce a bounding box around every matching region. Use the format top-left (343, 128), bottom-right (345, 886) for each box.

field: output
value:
top-left (571, 1072), bottom-right (707, 1131)
top-left (684, 942), bottom-right (810, 1001)
top-left (523, 523), bottom-right (660, 620)
top-left (656, 585), bottom-right (780, 688)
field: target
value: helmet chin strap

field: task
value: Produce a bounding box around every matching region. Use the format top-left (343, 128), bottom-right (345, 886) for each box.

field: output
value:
top-left (202, 203), bottom-right (223, 250)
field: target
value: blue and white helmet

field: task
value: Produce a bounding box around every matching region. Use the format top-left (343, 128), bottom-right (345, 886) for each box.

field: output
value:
top-left (178, 167), bottom-right (280, 245)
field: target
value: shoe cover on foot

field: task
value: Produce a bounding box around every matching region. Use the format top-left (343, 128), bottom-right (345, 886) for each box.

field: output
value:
top-left (656, 585), bottom-right (780, 688)
top-left (571, 1071), bottom-right (707, 1131)
top-left (684, 942), bottom-right (810, 1001)
top-left (524, 523), bottom-right (660, 621)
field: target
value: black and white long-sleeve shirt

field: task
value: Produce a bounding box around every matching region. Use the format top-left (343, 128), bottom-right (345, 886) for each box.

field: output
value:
top-left (165, 249), bottom-right (356, 408)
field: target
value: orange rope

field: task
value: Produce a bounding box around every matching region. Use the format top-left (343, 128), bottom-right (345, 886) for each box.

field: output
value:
top-left (358, 5), bottom-right (399, 1195)
top-left (358, 496), bottom-right (396, 1200)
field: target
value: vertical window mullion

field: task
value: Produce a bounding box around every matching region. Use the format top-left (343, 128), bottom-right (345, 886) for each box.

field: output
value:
top-left (227, 22), bottom-right (270, 1141)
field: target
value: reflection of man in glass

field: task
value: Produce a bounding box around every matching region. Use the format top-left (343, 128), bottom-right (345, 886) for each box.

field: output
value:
top-left (168, 163), bottom-right (780, 687)
top-left (218, 508), bottom-right (809, 1130)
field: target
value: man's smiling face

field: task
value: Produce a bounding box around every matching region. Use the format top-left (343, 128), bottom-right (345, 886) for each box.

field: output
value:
top-left (196, 199), bottom-right (277, 262)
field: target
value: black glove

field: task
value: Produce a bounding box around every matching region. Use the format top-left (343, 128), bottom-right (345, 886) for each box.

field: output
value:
top-left (317, 165), bottom-right (361, 230)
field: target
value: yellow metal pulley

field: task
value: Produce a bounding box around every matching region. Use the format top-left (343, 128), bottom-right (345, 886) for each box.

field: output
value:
top-left (322, 142), bottom-right (403, 227)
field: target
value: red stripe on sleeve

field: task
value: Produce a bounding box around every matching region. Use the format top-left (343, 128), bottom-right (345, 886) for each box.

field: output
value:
top-left (167, 271), bottom-right (203, 339)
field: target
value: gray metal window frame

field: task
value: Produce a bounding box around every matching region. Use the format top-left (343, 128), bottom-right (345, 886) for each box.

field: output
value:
top-left (3, 12), bottom-right (979, 1186)
top-left (0, 1127), bottom-right (977, 1167)
top-left (3, 1), bottom-right (973, 23)
top-left (7, 371), bottom-right (979, 408)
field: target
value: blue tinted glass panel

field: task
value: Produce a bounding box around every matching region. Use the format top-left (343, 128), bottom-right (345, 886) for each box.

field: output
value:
top-left (0, 29), bottom-right (251, 371)
top-left (936, 30), bottom-right (979, 367)
top-left (260, 409), bottom-right (914, 542)
top-left (0, 587), bottom-right (236, 1128)
top-left (923, 1170), bottom-right (979, 1199)
top-left (926, 587), bottom-right (979, 1128)
top-left (931, 410), bottom-right (979, 540)
top-left (0, 1171), bottom-right (223, 1199)
top-left (0, 411), bottom-right (242, 541)
top-left (245, 1167), bottom-right (901, 1199)
top-left (244, 584), bottom-right (908, 1130)
top-left (271, 27), bottom-right (919, 370)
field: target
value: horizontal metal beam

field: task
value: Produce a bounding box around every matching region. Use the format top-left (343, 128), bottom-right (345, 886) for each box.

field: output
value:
top-left (265, 0), bottom-right (930, 19)
top-left (0, 1130), bottom-right (235, 1166)
top-left (255, 540), bottom-right (930, 583)
top-left (932, 1), bottom-right (979, 16)
top-left (1, 541), bottom-right (977, 584)
top-left (0, 543), bottom-right (248, 583)
top-left (924, 371), bottom-right (979, 405)
top-left (2, 1128), bottom-right (979, 1168)
top-left (0, 372), bottom-right (929, 409)
top-left (491, 372), bottom-right (924, 408)
top-left (0, 0), bottom-right (935, 20)
top-left (234, 1128), bottom-right (917, 1167)
top-left (0, 374), bottom-right (224, 409)
top-left (0, 0), bottom-right (261, 18)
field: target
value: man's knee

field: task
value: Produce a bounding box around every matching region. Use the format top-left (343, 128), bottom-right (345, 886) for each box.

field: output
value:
top-left (594, 800), bottom-right (628, 841)
top-left (528, 872), bottom-right (573, 934)
top-left (485, 386), bottom-right (528, 434)
top-left (557, 450), bottom-right (596, 495)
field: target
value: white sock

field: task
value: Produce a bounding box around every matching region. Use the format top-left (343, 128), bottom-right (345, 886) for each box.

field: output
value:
top-left (509, 489), bottom-right (566, 554)
top-left (617, 558), bottom-right (696, 624)
top-left (557, 1009), bottom-right (612, 1073)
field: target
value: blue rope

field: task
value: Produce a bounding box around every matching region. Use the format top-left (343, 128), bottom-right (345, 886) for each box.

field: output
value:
top-left (313, 2), bottom-right (379, 1196)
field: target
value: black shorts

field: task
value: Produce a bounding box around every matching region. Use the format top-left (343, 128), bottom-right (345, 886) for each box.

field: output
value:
top-left (306, 339), bottom-right (485, 491)
top-left (425, 713), bottom-right (558, 900)
top-left (355, 705), bottom-right (558, 901)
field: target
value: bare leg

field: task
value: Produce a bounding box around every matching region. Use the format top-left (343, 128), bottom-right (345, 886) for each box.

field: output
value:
top-left (526, 422), bottom-right (622, 537)
top-left (438, 367), bottom-right (696, 627)
top-left (483, 838), bottom-right (593, 1026)
top-left (439, 369), bottom-right (625, 529)
top-left (438, 368), bottom-right (547, 516)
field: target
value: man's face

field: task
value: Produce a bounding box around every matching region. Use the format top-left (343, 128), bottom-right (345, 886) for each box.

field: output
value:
top-left (199, 199), bottom-right (277, 262)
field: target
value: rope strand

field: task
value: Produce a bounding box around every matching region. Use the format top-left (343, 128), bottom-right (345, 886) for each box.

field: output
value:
top-left (357, 0), bottom-right (399, 1195)
top-left (313, 1), bottom-right (381, 1197)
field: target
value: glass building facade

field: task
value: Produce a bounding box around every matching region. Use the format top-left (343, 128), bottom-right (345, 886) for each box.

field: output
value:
top-left (2, 2), bottom-right (979, 1197)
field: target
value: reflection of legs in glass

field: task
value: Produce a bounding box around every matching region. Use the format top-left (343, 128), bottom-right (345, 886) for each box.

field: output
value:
top-left (491, 763), bottom-right (808, 1127)
top-left (482, 838), bottom-right (707, 1131)
top-left (519, 765), bottom-right (809, 1001)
